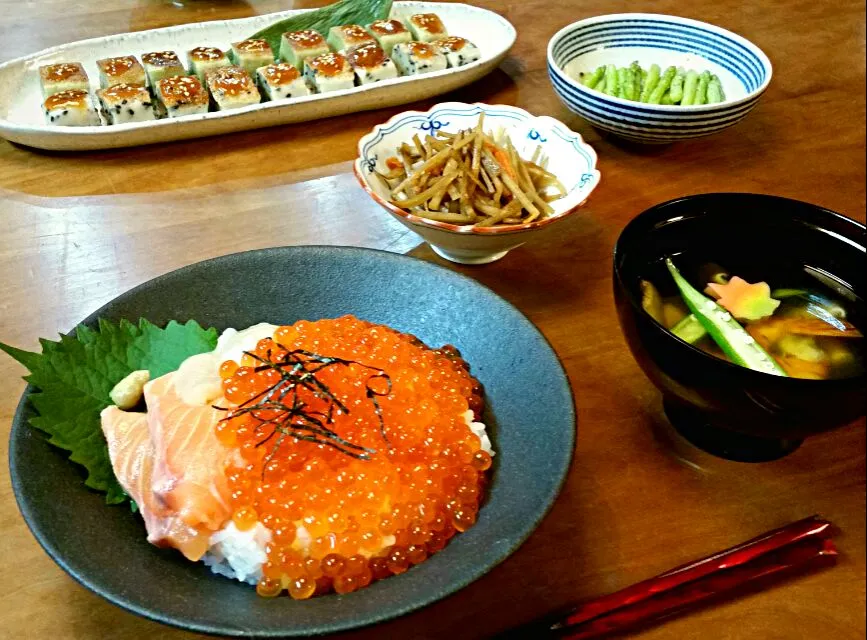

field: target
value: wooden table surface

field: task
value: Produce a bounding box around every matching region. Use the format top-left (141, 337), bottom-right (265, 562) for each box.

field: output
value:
top-left (1, 0), bottom-right (864, 638)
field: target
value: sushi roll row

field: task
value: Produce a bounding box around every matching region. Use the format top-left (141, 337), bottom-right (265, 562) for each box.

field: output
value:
top-left (282, 15), bottom-right (481, 91)
top-left (278, 14), bottom-right (480, 93)
top-left (38, 12), bottom-right (481, 127)
top-left (39, 64), bottom-right (100, 126)
top-left (38, 48), bottom-right (259, 126)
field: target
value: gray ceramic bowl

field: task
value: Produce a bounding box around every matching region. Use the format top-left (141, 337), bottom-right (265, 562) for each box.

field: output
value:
top-left (9, 246), bottom-right (575, 637)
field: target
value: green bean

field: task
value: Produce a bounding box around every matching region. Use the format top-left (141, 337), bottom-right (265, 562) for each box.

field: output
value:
top-left (639, 64), bottom-right (660, 102)
top-left (603, 64), bottom-right (619, 96)
top-left (585, 62), bottom-right (724, 105)
top-left (595, 76), bottom-right (607, 94)
top-left (622, 66), bottom-right (639, 101)
top-left (671, 314), bottom-right (706, 343)
top-left (680, 70), bottom-right (700, 105)
top-left (582, 66), bottom-right (605, 89)
top-left (628, 61), bottom-right (642, 100)
top-left (669, 68), bottom-right (685, 104)
top-left (649, 66), bottom-right (677, 104)
top-left (694, 71), bottom-right (711, 105)
top-left (616, 67), bottom-right (629, 99)
top-left (706, 74), bottom-right (725, 103)
top-left (771, 288), bottom-right (808, 299)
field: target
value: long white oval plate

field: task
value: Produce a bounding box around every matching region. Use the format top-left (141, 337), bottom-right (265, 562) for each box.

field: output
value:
top-left (0, 2), bottom-right (515, 151)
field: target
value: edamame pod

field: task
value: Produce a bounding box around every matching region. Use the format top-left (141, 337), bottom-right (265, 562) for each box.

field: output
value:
top-left (694, 71), bottom-right (711, 105)
top-left (639, 63), bottom-right (661, 102)
top-left (649, 66), bottom-right (677, 104)
top-left (706, 74), bottom-right (725, 103)
top-left (669, 68), bottom-right (685, 103)
top-left (680, 70), bottom-right (700, 105)
top-left (583, 66), bottom-right (605, 89)
top-left (604, 64), bottom-right (619, 96)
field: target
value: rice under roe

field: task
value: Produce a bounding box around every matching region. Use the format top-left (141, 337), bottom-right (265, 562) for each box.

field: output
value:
top-left (214, 316), bottom-right (491, 598)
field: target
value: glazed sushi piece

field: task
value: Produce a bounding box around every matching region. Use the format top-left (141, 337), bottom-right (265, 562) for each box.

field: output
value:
top-left (434, 37), bottom-right (482, 68)
top-left (346, 43), bottom-right (398, 85)
top-left (366, 19), bottom-right (412, 56)
top-left (155, 75), bottom-right (209, 117)
top-left (97, 83), bottom-right (156, 124)
top-left (205, 66), bottom-right (261, 110)
top-left (43, 90), bottom-right (100, 126)
top-left (38, 63), bottom-right (90, 99)
top-left (390, 42), bottom-right (447, 76)
top-left (230, 39), bottom-right (274, 76)
top-left (256, 63), bottom-right (311, 101)
top-left (141, 51), bottom-right (186, 86)
top-left (326, 24), bottom-right (376, 52)
top-left (187, 47), bottom-right (231, 82)
top-left (279, 30), bottom-right (330, 70)
top-left (96, 55), bottom-right (146, 89)
top-left (303, 52), bottom-right (354, 93)
top-left (404, 13), bottom-right (448, 43)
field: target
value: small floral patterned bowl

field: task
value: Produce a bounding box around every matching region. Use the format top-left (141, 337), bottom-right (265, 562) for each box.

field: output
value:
top-left (354, 102), bottom-right (601, 264)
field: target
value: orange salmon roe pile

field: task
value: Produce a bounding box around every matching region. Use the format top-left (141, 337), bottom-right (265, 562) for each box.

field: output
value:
top-left (215, 316), bottom-right (491, 598)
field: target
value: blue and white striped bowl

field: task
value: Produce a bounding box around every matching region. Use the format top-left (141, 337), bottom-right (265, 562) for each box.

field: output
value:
top-left (547, 14), bottom-right (773, 143)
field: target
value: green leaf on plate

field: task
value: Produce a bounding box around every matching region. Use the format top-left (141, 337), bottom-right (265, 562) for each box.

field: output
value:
top-left (249, 0), bottom-right (394, 53)
top-left (1, 319), bottom-right (218, 504)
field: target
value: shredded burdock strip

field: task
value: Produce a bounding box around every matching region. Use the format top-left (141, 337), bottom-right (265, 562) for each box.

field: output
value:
top-left (395, 169), bottom-right (460, 208)
top-left (378, 114), bottom-right (565, 227)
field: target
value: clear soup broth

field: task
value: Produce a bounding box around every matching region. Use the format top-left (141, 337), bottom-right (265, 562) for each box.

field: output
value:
top-left (640, 256), bottom-right (865, 380)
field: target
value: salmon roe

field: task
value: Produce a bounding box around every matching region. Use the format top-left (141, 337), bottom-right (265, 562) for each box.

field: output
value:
top-left (219, 316), bottom-right (488, 598)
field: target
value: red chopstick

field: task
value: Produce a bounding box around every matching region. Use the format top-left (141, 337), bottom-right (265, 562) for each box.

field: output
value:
top-left (555, 515), bottom-right (833, 630)
top-left (559, 536), bottom-right (837, 639)
top-left (508, 516), bottom-right (836, 639)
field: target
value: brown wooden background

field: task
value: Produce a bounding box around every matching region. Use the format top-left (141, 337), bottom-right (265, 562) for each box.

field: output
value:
top-left (0, 1), bottom-right (864, 638)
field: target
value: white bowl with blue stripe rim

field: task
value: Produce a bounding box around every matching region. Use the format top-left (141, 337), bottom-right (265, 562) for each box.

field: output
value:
top-left (354, 102), bottom-right (601, 264)
top-left (547, 13), bottom-right (773, 143)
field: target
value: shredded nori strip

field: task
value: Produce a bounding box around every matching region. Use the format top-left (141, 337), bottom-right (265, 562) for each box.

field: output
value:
top-left (214, 346), bottom-right (392, 467)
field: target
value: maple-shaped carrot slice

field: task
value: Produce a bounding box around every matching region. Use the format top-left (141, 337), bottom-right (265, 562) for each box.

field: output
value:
top-left (706, 276), bottom-right (781, 321)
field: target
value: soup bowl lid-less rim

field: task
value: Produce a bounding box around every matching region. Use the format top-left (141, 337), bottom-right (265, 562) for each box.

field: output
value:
top-left (613, 192), bottom-right (867, 386)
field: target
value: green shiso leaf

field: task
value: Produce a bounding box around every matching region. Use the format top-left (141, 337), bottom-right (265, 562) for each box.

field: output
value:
top-left (0, 319), bottom-right (219, 505)
top-left (249, 0), bottom-right (394, 53)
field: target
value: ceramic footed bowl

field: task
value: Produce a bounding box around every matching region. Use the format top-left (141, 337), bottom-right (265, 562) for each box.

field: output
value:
top-left (354, 102), bottom-right (601, 264)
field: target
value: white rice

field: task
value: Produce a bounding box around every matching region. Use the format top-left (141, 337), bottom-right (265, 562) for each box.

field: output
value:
top-left (202, 521), bottom-right (272, 585)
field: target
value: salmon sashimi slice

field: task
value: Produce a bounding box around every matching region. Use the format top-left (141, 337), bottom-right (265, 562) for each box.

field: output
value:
top-left (144, 372), bottom-right (234, 533)
top-left (100, 406), bottom-right (211, 560)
